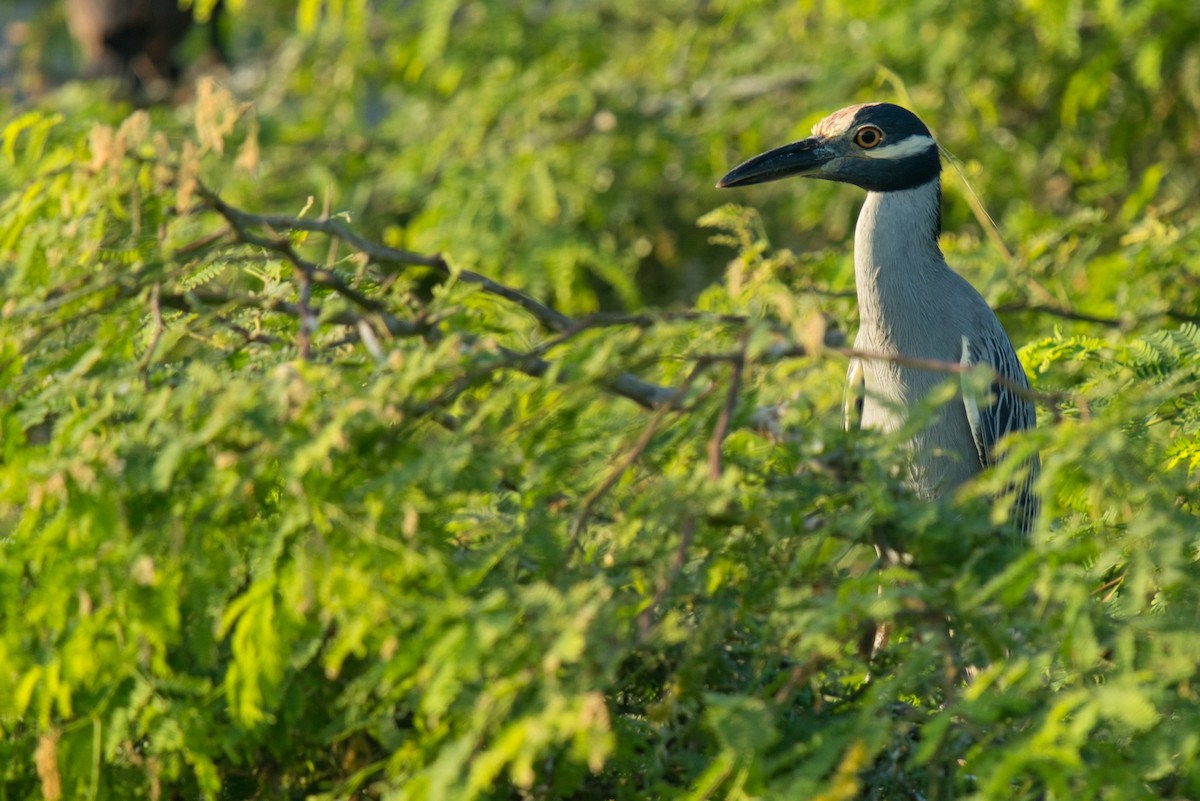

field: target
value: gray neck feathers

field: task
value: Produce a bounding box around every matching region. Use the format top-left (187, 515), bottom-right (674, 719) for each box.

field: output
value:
top-left (854, 178), bottom-right (948, 343)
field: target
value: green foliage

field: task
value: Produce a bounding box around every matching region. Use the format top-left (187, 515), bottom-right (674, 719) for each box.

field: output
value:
top-left (2, 1), bottom-right (1200, 800)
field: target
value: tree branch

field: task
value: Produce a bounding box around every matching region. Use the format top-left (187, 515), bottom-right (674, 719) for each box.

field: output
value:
top-left (189, 183), bottom-right (1078, 420)
top-left (996, 300), bottom-right (1200, 328)
top-left (569, 362), bottom-right (710, 550)
top-left (196, 181), bottom-right (575, 333)
top-left (708, 340), bottom-right (746, 481)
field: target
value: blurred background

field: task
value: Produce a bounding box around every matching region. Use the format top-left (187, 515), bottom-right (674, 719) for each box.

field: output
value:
top-left (3, 0), bottom-right (1199, 337)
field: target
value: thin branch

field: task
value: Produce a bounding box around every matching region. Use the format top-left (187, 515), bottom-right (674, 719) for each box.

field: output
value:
top-left (223, 323), bottom-right (281, 348)
top-left (995, 301), bottom-right (1123, 327)
top-left (708, 341), bottom-right (746, 482)
top-left (195, 181), bottom-right (575, 333)
top-left (172, 226), bottom-right (231, 257)
top-left (782, 284), bottom-right (1199, 330)
top-left (605, 372), bottom-right (682, 410)
top-left (1164, 308), bottom-right (1200, 325)
top-left (836, 345), bottom-right (1072, 408)
top-left (196, 185), bottom-right (453, 354)
top-left (569, 362), bottom-right (710, 549)
top-left (996, 301), bottom-right (1200, 329)
top-left (692, 340), bottom-right (1069, 409)
top-left (519, 309), bottom-right (762, 362)
top-left (1092, 572), bottom-right (1126, 602)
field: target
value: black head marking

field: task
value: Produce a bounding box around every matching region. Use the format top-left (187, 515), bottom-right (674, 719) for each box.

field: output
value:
top-left (811, 103), bottom-right (942, 192)
top-left (825, 102), bottom-right (936, 141)
top-left (718, 102), bottom-right (943, 194)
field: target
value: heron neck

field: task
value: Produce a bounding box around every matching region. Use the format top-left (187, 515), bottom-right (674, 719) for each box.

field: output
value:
top-left (853, 178), bottom-right (947, 333)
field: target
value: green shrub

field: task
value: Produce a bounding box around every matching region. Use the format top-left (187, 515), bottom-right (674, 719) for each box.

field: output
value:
top-left (2, 2), bottom-right (1199, 798)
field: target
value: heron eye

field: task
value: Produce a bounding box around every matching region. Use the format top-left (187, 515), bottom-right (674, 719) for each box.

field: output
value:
top-left (854, 126), bottom-right (883, 148)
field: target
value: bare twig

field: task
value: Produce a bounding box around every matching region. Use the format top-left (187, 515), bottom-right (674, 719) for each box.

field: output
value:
top-left (692, 340), bottom-right (1069, 409)
top-left (708, 341), bottom-right (746, 482)
top-left (996, 301), bottom-right (1200, 329)
top-left (196, 181), bottom-right (575, 333)
top-left (837, 346), bottom-right (1061, 406)
top-left (172, 226), bottom-right (231, 257)
top-left (996, 301), bottom-right (1123, 327)
top-left (569, 362), bottom-right (710, 549)
top-left (1092, 572), bottom-right (1126, 601)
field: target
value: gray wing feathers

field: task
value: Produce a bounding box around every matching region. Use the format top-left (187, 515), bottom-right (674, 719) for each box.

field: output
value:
top-left (960, 332), bottom-right (1040, 533)
top-left (960, 333), bottom-right (1036, 463)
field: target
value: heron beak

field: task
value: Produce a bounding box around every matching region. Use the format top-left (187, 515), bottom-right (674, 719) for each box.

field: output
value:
top-left (717, 136), bottom-right (832, 188)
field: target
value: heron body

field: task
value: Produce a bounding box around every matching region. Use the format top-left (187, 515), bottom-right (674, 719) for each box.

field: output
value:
top-left (719, 102), bottom-right (1038, 533)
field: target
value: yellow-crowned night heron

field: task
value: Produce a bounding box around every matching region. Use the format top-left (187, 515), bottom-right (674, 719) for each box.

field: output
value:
top-left (719, 102), bottom-right (1038, 534)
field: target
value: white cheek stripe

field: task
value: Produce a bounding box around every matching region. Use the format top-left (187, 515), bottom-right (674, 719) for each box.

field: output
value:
top-left (861, 135), bottom-right (937, 160)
